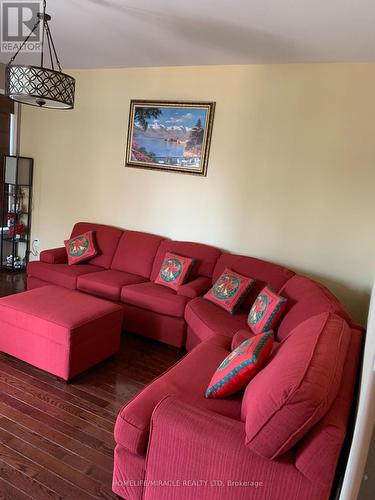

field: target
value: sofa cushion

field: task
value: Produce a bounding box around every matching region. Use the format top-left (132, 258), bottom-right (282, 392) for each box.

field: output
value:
top-left (185, 297), bottom-right (248, 344)
top-left (278, 275), bottom-right (351, 341)
top-left (204, 268), bottom-right (255, 314)
top-left (206, 331), bottom-right (274, 399)
top-left (155, 252), bottom-right (194, 291)
top-left (114, 334), bottom-right (242, 455)
top-left (27, 261), bottom-right (103, 290)
top-left (248, 285), bottom-right (287, 334)
top-left (241, 312), bottom-right (351, 459)
top-left (111, 230), bottom-right (164, 278)
top-left (70, 222), bottom-right (123, 269)
top-left (64, 230), bottom-right (98, 265)
top-left (212, 254), bottom-right (294, 309)
top-left (150, 241), bottom-right (221, 281)
top-left (121, 282), bottom-right (190, 318)
top-left (77, 270), bottom-right (147, 301)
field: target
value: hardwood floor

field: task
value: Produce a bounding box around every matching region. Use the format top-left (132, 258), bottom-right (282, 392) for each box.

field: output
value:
top-left (0, 272), bottom-right (183, 499)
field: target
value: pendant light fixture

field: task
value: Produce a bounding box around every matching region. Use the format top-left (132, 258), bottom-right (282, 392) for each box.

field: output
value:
top-left (5, 0), bottom-right (75, 109)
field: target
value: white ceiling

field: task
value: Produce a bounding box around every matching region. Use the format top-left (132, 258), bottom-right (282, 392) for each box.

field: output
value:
top-left (1, 0), bottom-right (375, 68)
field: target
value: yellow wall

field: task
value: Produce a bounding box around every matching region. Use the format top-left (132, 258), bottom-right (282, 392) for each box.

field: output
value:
top-left (20, 64), bottom-right (375, 324)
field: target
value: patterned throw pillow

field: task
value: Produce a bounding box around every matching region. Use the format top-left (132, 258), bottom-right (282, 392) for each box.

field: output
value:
top-left (155, 252), bottom-right (194, 290)
top-left (247, 286), bottom-right (287, 334)
top-left (205, 331), bottom-right (274, 398)
top-left (64, 231), bottom-right (98, 265)
top-left (204, 268), bottom-right (255, 313)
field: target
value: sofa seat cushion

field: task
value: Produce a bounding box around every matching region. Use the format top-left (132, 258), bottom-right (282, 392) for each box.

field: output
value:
top-left (27, 261), bottom-right (103, 290)
top-left (77, 270), bottom-right (147, 301)
top-left (121, 282), bottom-right (190, 318)
top-left (114, 334), bottom-right (242, 455)
top-left (241, 312), bottom-right (351, 459)
top-left (185, 297), bottom-right (248, 343)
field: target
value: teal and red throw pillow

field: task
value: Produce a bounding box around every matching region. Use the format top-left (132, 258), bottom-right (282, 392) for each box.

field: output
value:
top-left (155, 252), bottom-right (194, 290)
top-left (64, 231), bottom-right (98, 265)
top-left (205, 330), bottom-right (274, 398)
top-left (247, 286), bottom-right (287, 334)
top-left (204, 268), bottom-right (255, 313)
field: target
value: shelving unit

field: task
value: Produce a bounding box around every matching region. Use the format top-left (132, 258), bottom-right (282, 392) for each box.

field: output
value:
top-left (0, 156), bottom-right (34, 271)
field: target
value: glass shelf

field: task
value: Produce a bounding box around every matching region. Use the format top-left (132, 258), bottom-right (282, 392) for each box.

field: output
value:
top-left (3, 237), bottom-right (28, 242)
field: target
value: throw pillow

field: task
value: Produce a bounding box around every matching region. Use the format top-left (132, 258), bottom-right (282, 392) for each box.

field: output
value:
top-left (64, 231), bottom-right (98, 265)
top-left (205, 330), bottom-right (274, 398)
top-left (248, 285), bottom-right (287, 334)
top-left (154, 252), bottom-right (194, 290)
top-left (204, 268), bottom-right (255, 313)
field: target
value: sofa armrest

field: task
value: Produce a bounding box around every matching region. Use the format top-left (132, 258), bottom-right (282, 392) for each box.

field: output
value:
top-left (177, 276), bottom-right (211, 299)
top-left (40, 247), bottom-right (67, 264)
top-left (144, 396), bottom-right (314, 499)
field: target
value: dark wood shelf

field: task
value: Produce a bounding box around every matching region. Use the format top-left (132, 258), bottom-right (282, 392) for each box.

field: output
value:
top-left (1, 155), bottom-right (33, 272)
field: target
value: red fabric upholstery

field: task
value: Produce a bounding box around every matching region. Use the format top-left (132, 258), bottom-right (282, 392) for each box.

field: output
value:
top-left (113, 445), bottom-right (145, 500)
top-left (143, 396), bottom-right (328, 500)
top-left (111, 230), bottom-right (164, 278)
top-left (121, 282), bottom-right (190, 318)
top-left (27, 261), bottom-right (103, 289)
top-left (114, 335), bottom-right (241, 456)
top-left (0, 286), bottom-right (123, 380)
top-left (177, 276), bottom-right (211, 299)
top-left (27, 276), bottom-right (51, 290)
top-left (231, 329), bottom-right (254, 350)
top-left (278, 275), bottom-right (352, 341)
top-left (295, 327), bottom-right (362, 487)
top-left (212, 253), bottom-right (295, 309)
top-left (40, 247), bottom-right (67, 264)
top-left (241, 313), bottom-right (351, 459)
top-left (150, 241), bottom-right (221, 281)
top-left (185, 297), bottom-right (248, 348)
top-left (122, 304), bottom-right (186, 348)
top-left (77, 270), bottom-right (146, 301)
top-left (70, 222), bottom-right (123, 269)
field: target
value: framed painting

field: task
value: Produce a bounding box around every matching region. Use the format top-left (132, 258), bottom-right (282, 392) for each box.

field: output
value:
top-left (125, 100), bottom-right (215, 176)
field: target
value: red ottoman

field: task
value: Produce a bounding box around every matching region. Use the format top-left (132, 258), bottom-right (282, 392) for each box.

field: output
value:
top-left (0, 285), bottom-right (124, 381)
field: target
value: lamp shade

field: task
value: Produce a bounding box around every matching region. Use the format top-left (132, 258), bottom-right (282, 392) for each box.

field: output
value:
top-left (6, 64), bottom-right (75, 109)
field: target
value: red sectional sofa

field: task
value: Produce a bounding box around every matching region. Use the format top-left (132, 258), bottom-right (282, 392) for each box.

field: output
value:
top-left (27, 222), bottom-right (364, 500)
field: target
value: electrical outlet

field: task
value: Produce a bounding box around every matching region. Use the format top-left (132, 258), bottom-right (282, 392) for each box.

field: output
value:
top-left (33, 239), bottom-right (40, 249)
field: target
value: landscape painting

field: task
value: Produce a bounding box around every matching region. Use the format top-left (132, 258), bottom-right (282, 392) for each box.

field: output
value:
top-left (125, 100), bottom-right (215, 176)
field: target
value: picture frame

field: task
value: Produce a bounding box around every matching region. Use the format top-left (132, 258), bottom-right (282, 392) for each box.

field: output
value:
top-left (125, 100), bottom-right (215, 176)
